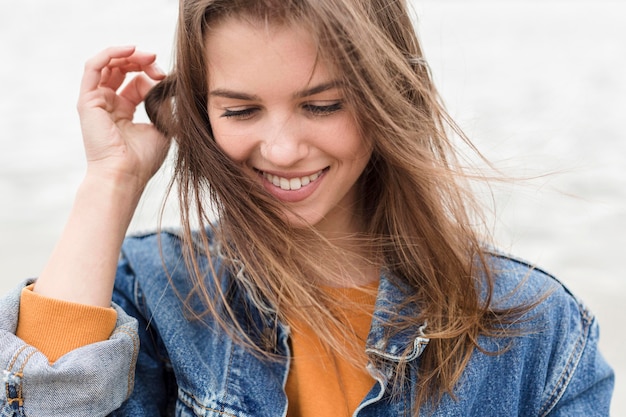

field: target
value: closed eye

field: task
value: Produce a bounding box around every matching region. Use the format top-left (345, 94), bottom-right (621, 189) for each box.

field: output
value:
top-left (302, 102), bottom-right (343, 116)
top-left (220, 107), bottom-right (259, 120)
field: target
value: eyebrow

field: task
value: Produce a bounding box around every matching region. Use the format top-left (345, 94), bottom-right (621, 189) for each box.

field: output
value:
top-left (294, 80), bottom-right (342, 99)
top-left (209, 89), bottom-right (259, 101)
top-left (209, 80), bottom-right (342, 101)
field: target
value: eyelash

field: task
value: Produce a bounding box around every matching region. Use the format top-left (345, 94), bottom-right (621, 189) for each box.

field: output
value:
top-left (303, 102), bottom-right (343, 116)
top-left (221, 108), bottom-right (257, 120)
top-left (220, 102), bottom-right (343, 120)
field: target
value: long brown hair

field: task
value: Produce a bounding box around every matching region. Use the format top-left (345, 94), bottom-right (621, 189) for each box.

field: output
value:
top-left (145, 0), bottom-right (534, 413)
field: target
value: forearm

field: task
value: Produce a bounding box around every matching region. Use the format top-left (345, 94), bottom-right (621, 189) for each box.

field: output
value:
top-left (34, 174), bottom-right (143, 307)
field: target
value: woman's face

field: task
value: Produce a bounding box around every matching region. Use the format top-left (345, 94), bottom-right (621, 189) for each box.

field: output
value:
top-left (205, 18), bottom-right (372, 235)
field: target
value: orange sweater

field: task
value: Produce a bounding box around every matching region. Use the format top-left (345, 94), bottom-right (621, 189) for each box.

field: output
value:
top-left (285, 285), bottom-right (377, 417)
top-left (17, 284), bottom-right (377, 416)
top-left (17, 285), bottom-right (117, 363)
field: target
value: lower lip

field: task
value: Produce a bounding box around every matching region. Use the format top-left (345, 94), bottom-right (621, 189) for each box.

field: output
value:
top-left (259, 169), bottom-right (327, 203)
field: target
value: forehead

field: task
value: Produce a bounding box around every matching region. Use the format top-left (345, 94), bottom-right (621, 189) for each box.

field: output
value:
top-left (204, 17), bottom-right (338, 91)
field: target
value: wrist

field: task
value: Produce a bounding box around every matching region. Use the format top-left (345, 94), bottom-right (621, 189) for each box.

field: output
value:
top-left (76, 174), bottom-right (144, 234)
top-left (83, 166), bottom-right (148, 196)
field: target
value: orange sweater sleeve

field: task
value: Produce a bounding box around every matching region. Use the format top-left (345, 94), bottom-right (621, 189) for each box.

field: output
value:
top-left (16, 285), bottom-right (118, 363)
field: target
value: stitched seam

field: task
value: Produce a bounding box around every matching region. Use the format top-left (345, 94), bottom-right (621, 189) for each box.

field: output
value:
top-left (177, 389), bottom-right (238, 417)
top-left (7, 345), bottom-right (29, 372)
top-left (220, 343), bottom-right (235, 415)
top-left (112, 326), bottom-right (140, 398)
top-left (5, 348), bottom-right (36, 407)
top-left (5, 346), bottom-right (29, 405)
top-left (12, 351), bottom-right (36, 406)
top-left (538, 312), bottom-right (592, 417)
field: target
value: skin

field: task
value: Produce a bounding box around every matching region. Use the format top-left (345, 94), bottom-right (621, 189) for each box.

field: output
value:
top-left (206, 19), bottom-right (372, 237)
top-left (34, 46), bottom-right (169, 306)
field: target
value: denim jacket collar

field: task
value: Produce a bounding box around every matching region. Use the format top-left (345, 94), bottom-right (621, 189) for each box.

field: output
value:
top-left (365, 272), bottom-right (429, 363)
top-left (270, 270), bottom-right (431, 364)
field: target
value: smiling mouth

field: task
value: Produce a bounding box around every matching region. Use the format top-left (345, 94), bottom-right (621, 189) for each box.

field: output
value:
top-left (259, 168), bottom-right (327, 191)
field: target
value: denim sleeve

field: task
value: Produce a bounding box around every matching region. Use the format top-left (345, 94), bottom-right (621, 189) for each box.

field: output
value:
top-left (108, 251), bottom-right (178, 416)
top-left (541, 301), bottom-right (615, 417)
top-left (0, 280), bottom-right (140, 417)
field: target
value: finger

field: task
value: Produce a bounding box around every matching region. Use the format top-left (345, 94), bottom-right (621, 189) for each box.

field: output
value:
top-left (79, 46), bottom-right (137, 95)
top-left (106, 56), bottom-right (166, 81)
top-left (118, 74), bottom-right (159, 108)
top-left (143, 62), bottom-right (167, 81)
top-left (99, 56), bottom-right (166, 92)
top-left (100, 67), bottom-right (127, 92)
top-left (80, 47), bottom-right (160, 94)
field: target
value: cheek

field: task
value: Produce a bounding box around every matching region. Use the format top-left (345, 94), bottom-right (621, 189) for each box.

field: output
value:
top-left (213, 134), bottom-right (252, 163)
top-left (209, 115), bottom-right (252, 163)
top-left (325, 120), bottom-right (371, 161)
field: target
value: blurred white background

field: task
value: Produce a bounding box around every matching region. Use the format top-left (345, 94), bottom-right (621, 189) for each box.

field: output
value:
top-left (0, 1), bottom-right (623, 414)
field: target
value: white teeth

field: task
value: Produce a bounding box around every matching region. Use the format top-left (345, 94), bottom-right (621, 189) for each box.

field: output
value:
top-left (289, 178), bottom-right (302, 190)
top-left (263, 170), bottom-right (323, 191)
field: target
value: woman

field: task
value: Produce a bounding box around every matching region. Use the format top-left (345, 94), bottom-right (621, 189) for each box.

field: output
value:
top-left (0, 0), bottom-right (613, 416)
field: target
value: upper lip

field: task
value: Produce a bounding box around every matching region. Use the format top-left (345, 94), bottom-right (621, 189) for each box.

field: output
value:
top-left (254, 167), bottom-right (327, 179)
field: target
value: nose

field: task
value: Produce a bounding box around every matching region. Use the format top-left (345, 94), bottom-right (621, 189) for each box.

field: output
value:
top-left (259, 116), bottom-right (309, 167)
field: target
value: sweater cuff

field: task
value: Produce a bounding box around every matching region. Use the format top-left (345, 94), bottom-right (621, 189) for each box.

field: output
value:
top-left (16, 284), bottom-right (118, 363)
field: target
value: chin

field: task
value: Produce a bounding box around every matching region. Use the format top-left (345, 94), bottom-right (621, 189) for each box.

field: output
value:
top-left (279, 210), bottom-right (324, 230)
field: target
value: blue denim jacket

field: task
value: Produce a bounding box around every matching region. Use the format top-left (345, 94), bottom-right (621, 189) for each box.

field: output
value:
top-left (0, 230), bottom-right (614, 416)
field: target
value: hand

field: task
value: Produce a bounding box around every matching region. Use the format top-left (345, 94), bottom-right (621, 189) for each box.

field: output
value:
top-left (33, 47), bottom-right (171, 307)
top-left (77, 46), bottom-right (170, 190)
